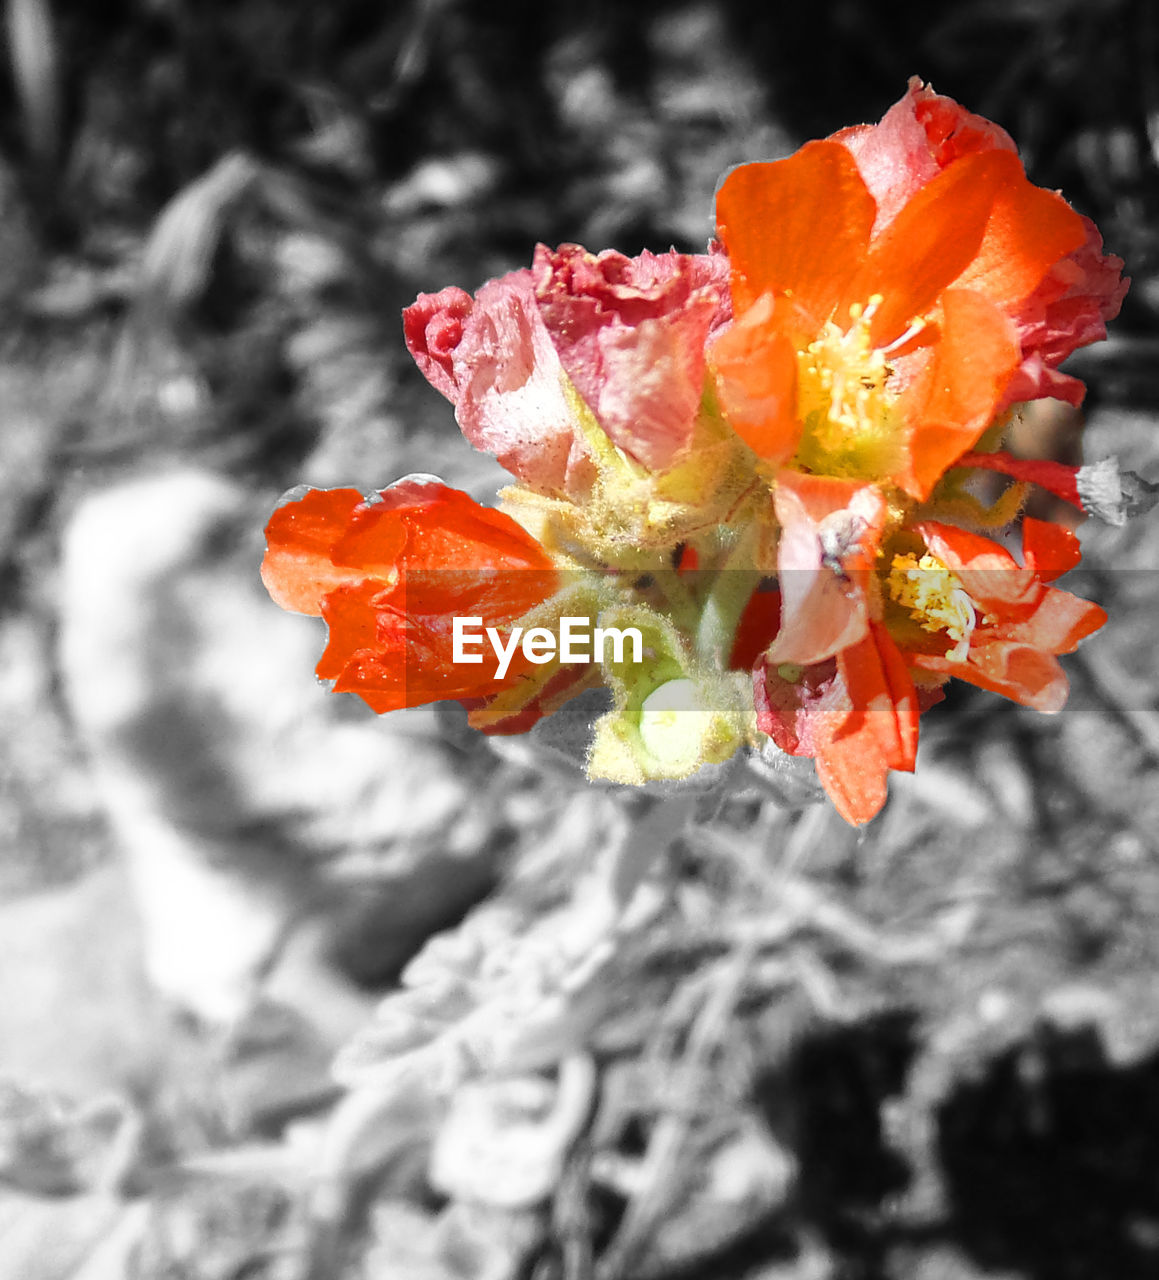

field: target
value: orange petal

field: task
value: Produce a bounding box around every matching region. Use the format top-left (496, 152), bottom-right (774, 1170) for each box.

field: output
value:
top-left (815, 640), bottom-right (896, 825)
top-left (901, 289), bottom-right (1021, 498)
top-left (810, 626), bottom-right (919, 826)
top-left (912, 643), bottom-right (1071, 713)
top-left (716, 142), bottom-right (876, 323)
top-left (849, 151), bottom-right (1025, 346)
top-left (1021, 517), bottom-right (1082, 583)
top-left (990, 588), bottom-right (1107, 654)
top-left (353, 478), bottom-right (556, 575)
top-left (262, 487), bottom-right (373, 616)
top-left (815, 745), bottom-right (890, 826)
top-left (913, 520), bottom-right (1043, 616)
top-left (320, 579), bottom-right (525, 713)
top-left (317, 581), bottom-right (406, 712)
top-left (709, 298), bottom-right (801, 462)
top-left (870, 621), bottom-right (919, 771)
top-left (953, 174), bottom-right (1085, 309)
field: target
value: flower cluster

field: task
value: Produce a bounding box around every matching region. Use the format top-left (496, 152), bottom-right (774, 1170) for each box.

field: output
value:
top-left (264, 80), bottom-right (1131, 824)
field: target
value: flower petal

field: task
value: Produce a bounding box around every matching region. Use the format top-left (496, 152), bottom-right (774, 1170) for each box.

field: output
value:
top-left (1021, 517), bottom-right (1082, 583)
top-left (848, 151), bottom-right (1024, 346)
top-left (403, 286), bottom-right (473, 400)
top-left (953, 173), bottom-right (1085, 311)
top-left (262, 486), bottom-right (375, 615)
top-left (767, 472), bottom-right (887, 665)
top-left (716, 141), bottom-right (876, 324)
top-left (534, 244), bottom-right (731, 470)
top-left (835, 77), bottom-right (1017, 233)
top-left (913, 520), bottom-right (1036, 611)
top-left (814, 629), bottom-right (914, 824)
top-left (754, 658), bottom-right (846, 759)
top-left (912, 641), bottom-right (1071, 713)
top-left (708, 295), bottom-right (801, 462)
top-left (871, 620), bottom-right (919, 771)
top-left (406, 270), bottom-right (593, 493)
top-left (901, 288), bottom-right (1022, 498)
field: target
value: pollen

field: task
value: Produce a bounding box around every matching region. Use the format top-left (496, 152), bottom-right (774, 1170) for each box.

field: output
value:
top-left (797, 296), bottom-right (893, 451)
top-left (888, 552), bottom-right (980, 662)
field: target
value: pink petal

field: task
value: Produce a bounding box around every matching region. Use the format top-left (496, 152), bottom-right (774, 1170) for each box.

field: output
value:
top-left (407, 269), bottom-right (594, 493)
top-left (535, 244), bottom-right (731, 469)
top-left (767, 474), bottom-right (887, 666)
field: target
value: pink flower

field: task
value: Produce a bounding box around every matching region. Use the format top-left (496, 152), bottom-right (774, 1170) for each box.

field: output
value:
top-left (403, 245), bottom-right (732, 488)
top-left (833, 78), bottom-right (1127, 410)
top-left (533, 244), bottom-right (732, 470)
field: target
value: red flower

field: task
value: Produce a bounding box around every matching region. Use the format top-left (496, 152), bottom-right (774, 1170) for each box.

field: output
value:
top-left (709, 82), bottom-right (1122, 498)
top-left (748, 475), bottom-right (1104, 824)
top-left (262, 477), bottom-right (559, 713)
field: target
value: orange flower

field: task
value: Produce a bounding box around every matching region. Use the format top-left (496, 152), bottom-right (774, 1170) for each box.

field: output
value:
top-left (709, 121), bottom-right (1088, 497)
top-left (755, 622), bottom-right (920, 827)
top-left (262, 477), bottom-right (559, 713)
top-left (835, 79), bottom-right (1127, 410)
top-left (888, 520), bottom-right (1106, 713)
top-left (751, 471), bottom-right (919, 825)
top-left (750, 473), bottom-right (1104, 823)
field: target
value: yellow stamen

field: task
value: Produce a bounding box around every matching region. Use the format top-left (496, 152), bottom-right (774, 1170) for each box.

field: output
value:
top-left (880, 314), bottom-right (928, 356)
top-left (888, 552), bottom-right (980, 662)
top-left (796, 296), bottom-right (893, 454)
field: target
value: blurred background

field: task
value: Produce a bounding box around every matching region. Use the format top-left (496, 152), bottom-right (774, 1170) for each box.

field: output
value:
top-left (2, 1), bottom-right (1159, 1277)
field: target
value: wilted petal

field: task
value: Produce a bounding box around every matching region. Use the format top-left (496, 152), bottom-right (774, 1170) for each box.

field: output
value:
top-left (534, 244), bottom-right (731, 470)
top-left (754, 657), bottom-right (847, 760)
top-left (405, 271), bottom-right (592, 493)
top-left (836, 77), bottom-right (1017, 234)
top-left (1001, 217), bottom-right (1129, 409)
top-left (403, 286), bottom-right (473, 399)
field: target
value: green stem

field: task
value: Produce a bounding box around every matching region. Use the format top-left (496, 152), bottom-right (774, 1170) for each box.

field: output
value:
top-left (694, 524), bottom-right (764, 669)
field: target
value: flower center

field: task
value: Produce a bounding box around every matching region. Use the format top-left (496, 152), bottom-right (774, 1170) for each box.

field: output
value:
top-left (792, 296), bottom-right (909, 479)
top-left (888, 552), bottom-right (979, 662)
top-left (797, 296), bottom-right (892, 444)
